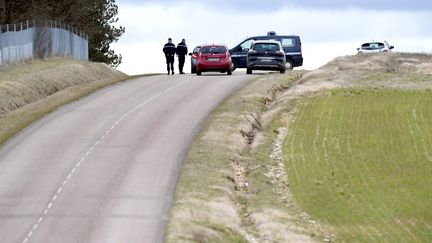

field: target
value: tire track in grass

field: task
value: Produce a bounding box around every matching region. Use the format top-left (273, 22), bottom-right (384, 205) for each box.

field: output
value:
top-left (319, 98), bottom-right (342, 215)
top-left (286, 109), bottom-right (303, 186)
top-left (311, 99), bottom-right (339, 216)
top-left (343, 94), bottom-right (388, 241)
top-left (416, 100), bottom-right (432, 163)
top-left (407, 103), bottom-right (422, 166)
top-left (381, 99), bottom-right (414, 204)
top-left (410, 98), bottom-right (432, 241)
top-left (368, 98), bottom-right (405, 242)
top-left (389, 100), bottom-right (422, 242)
top-left (349, 96), bottom-right (387, 242)
top-left (394, 218), bottom-right (419, 242)
top-left (344, 108), bottom-right (369, 225)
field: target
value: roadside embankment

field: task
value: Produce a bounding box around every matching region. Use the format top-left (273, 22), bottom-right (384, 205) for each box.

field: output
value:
top-left (166, 71), bottom-right (332, 242)
top-left (0, 58), bottom-right (129, 147)
top-left (167, 52), bottom-right (432, 242)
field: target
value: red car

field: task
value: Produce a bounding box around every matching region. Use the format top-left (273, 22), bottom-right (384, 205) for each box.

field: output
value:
top-left (196, 44), bottom-right (233, 76)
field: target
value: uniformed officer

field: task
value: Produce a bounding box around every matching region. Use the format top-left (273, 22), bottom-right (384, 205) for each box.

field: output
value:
top-left (176, 39), bottom-right (188, 74)
top-left (163, 38), bottom-right (176, 75)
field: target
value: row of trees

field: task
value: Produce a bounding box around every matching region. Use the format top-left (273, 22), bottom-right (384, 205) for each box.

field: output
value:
top-left (0, 0), bottom-right (124, 67)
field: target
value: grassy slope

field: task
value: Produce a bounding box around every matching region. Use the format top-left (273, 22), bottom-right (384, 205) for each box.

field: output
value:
top-left (0, 58), bottom-right (129, 147)
top-left (284, 89), bottom-right (432, 242)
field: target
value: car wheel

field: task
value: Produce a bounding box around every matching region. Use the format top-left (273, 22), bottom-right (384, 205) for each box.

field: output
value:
top-left (231, 62), bottom-right (237, 72)
top-left (246, 68), bottom-right (252, 74)
top-left (285, 60), bottom-right (294, 70)
top-left (280, 69), bottom-right (285, 74)
top-left (197, 70), bottom-right (202, 76)
top-left (227, 69), bottom-right (232, 75)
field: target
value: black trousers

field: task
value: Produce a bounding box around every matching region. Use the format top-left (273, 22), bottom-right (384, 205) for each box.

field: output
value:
top-left (178, 55), bottom-right (185, 73)
top-left (166, 56), bottom-right (174, 73)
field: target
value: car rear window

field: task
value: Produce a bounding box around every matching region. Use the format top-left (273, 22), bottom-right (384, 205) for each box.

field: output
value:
top-left (281, 38), bottom-right (296, 48)
top-left (201, 46), bottom-right (227, 54)
top-left (252, 43), bottom-right (280, 52)
top-left (361, 42), bottom-right (385, 50)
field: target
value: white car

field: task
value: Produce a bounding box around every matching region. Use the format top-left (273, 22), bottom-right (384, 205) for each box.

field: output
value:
top-left (357, 41), bottom-right (394, 53)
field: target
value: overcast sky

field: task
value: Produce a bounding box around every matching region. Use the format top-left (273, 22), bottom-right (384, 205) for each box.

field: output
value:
top-left (112, 0), bottom-right (432, 75)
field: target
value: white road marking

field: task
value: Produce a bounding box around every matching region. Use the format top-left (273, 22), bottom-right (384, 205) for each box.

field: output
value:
top-left (21, 79), bottom-right (190, 243)
top-left (32, 224), bottom-right (38, 231)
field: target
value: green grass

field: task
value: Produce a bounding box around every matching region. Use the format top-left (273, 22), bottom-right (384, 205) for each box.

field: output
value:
top-left (283, 89), bottom-right (432, 242)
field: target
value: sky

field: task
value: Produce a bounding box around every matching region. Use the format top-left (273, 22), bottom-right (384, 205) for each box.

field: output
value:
top-left (112, 0), bottom-right (432, 75)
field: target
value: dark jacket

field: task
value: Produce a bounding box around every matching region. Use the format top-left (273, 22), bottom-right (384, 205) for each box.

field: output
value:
top-left (163, 42), bottom-right (176, 57)
top-left (176, 42), bottom-right (188, 56)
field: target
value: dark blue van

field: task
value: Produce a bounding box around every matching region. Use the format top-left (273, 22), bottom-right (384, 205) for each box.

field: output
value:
top-left (230, 31), bottom-right (303, 70)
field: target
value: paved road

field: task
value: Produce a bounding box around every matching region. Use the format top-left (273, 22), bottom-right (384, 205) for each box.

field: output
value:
top-left (0, 73), bottom-right (252, 243)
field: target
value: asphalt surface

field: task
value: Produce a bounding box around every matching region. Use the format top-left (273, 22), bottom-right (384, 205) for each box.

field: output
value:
top-left (0, 73), bottom-right (252, 243)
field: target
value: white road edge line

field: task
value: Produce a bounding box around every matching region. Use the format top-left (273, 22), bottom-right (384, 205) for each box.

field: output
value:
top-left (21, 79), bottom-right (190, 243)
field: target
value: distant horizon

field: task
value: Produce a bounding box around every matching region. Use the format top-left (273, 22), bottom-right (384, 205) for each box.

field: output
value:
top-left (113, 0), bottom-right (432, 75)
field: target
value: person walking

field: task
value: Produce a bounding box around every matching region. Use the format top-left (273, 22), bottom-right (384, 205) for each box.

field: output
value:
top-left (163, 38), bottom-right (176, 75)
top-left (176, 38), bottom-right (188, 74)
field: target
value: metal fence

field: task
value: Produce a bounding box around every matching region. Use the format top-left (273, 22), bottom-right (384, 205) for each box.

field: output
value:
top-left (0, 20), bottom-right (88, 66)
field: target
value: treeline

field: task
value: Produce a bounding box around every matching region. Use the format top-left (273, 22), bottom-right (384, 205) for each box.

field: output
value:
top-left (0, 0), bottom-right (124, 67)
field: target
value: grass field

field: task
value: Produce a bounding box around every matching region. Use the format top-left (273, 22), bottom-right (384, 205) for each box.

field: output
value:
top-left (283, 88), bottom-right (432, 242)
